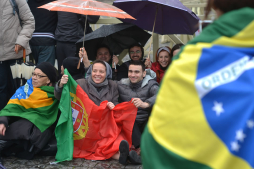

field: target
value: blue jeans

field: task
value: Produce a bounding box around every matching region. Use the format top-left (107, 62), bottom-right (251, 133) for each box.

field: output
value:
top-left (0, 60), bottom-right (16, 111)
top-left (30, 46), bottom-right (55, 66)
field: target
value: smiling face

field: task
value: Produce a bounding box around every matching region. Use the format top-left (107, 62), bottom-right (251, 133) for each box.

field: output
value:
top-left (129, 46), bottom-right (142, 61)
top-left (32, 68), bottom-right (50, 87)
top-left (158, 51), bottom-right (170, 68)
top-left (91, 63), bottom-right (107, 84)
top-left (128, 65), bottom-right (146, 84)
top-left (96, 47), bottom-right (111, 63)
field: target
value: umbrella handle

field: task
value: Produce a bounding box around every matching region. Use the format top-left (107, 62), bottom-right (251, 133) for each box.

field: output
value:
top-left (147, 5), bottom-right (158, 60)
top-left (23, 49), bottom-right (26, 63)
top-left (77, 15), bottom-right (88, 70)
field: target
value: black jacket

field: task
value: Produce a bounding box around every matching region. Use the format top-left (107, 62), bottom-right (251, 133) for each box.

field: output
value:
top-left (28, 0), bottom-right (58, 46)
top-left (55, 12), bottom-right (99, 43)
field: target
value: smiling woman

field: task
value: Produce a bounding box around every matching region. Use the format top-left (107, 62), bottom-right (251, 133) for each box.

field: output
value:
top-left (151, 46), bottom-right (171, 84)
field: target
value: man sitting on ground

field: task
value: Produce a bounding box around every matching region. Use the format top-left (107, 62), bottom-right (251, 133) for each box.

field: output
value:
top-left (117, 60), bottom-right (159, 163)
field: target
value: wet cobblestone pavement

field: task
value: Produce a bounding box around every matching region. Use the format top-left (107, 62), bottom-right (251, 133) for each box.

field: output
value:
top-left (3, 156), bottom-right (142, 169)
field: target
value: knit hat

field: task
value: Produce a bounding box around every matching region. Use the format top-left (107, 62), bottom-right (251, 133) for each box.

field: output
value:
top-left (63, 57), bottom-right (85, 80)
top-left (35, 62), bottom-right (57, 84)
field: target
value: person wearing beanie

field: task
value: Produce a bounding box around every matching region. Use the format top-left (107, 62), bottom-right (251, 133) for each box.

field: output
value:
top-left (0, 62), bottom-right (59, 164)
top-left (116, 43), bottom-right (148, 81)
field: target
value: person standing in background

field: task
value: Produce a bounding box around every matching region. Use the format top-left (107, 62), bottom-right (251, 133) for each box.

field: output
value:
top-left (55, 12), bottom-right (99, 75)
top-left (28, 0), bottom-right (57, 66)
top-left (0, 0), bottom-right (35, 111)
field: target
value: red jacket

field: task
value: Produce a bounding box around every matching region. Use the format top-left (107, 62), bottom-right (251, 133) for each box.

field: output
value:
top-left (151, 62), bottom-right (166, 84)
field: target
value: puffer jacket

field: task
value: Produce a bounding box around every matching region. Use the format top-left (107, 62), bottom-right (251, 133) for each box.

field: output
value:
top-left (0, 0), bottom-right (35, 61)
top-left (118, 69), bottom-right (159, 123)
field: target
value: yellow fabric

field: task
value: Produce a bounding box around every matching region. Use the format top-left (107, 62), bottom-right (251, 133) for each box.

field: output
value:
top-left (8, 88), bottom-right (53, 109)
top-left (148, 43), bottom-right (251, 169)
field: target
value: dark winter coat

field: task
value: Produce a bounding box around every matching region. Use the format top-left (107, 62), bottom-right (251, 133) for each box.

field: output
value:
top-left (28, 0), bottom-right (58, 46)
top-left (117, 69), bottom-right (159, 123)
top-left (55, 12), bottom-right (99, 43)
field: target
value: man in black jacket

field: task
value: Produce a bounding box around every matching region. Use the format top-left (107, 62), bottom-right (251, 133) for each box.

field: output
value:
top-left (28, 0), bottom-right (57, 66)
top-left (55, 12), bottom-right (99, 75)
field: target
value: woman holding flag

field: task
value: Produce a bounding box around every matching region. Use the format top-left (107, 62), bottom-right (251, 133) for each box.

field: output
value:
top-left (55, 52), bottom-right (140, 165)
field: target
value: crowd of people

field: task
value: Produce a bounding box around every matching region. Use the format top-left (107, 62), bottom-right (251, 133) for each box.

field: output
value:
top-left (0, 0), bottom-right (183, 167)
top-left (1, 0), bottom-right (253, 168)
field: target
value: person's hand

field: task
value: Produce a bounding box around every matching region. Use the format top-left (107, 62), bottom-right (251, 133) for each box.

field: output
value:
top-left (14, 44), bottom-right (24, 54)
top-left (0, 124), bottom-right (6, 136)
top-left (132, 98), bottom-right (150, 108)
top-left (112, 55), bottom-right (119, 67)
top-left (144, 58), bottom-right (151, 69)
top-left (107, 102), bottom-right (115, 110)
top-left (59, 75), bottom-right (68, 88)
top-left (79, 47), bottom-right (90, 68)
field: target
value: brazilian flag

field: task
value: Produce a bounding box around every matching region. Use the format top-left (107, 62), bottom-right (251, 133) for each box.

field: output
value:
top-left (0, 78), bottom-right (59, 132)
top-left (141, 7), bottom-right (254, 169)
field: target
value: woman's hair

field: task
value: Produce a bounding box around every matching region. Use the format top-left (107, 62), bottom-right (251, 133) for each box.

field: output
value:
top-left (92, 60), bottom-right (107, 71)
top-left (171, 44), bottom-right (184, 58)
top-left (205, 0), bottom-right (254, 18)
top-left (155, 46), bottom-right (171, 61)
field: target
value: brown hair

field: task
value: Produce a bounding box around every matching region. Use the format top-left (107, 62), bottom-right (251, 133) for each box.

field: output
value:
top-left (155, 46), bottom-right (172, 62)
top-left (205, 0), bottom-right (254, 18)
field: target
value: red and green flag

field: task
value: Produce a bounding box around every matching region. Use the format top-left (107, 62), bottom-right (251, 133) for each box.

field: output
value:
top-left (141, 7), bottom-right (254, 169)
top-left (0, 78), bottom-right (59, 132)
top-left (55, 69), bottom-right (137, 162)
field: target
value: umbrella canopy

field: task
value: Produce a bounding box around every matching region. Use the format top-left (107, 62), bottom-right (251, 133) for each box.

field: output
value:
top-left (39, 0), bottom-right (135, 19)
top-left (76, 23), bottom-right (151, 61)
top-left (113, 0), bottom-right (200, 35)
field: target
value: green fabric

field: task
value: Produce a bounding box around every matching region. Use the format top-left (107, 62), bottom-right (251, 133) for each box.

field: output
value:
top-left (55, 69), bottom-right (77, 162)
top-left (0, 86), bottom-right (59, 132)
top-left (141, 127), bottom-right (212, 169)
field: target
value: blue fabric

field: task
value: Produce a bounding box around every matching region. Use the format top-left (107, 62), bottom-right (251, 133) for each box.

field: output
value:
top-left (10, 78), bottom-right (34, 100)
top-left (195, 45), bottom-right (254, 167)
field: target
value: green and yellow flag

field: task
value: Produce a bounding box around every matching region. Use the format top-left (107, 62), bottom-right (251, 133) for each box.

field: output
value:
top-left (0, 78), bottom-right (59, 132)
top-left (141, 7), bottom-right (254, 169)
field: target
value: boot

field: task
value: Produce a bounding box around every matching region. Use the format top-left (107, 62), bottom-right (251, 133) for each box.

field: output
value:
top-left (129, 150), bottom-right (142, 165)
top-left (119, 140), bottom-right (129, 165)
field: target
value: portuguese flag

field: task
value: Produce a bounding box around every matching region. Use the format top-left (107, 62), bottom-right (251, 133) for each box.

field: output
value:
top-left (141, 7), bottom-right (254, 169)
top-left (55, 69), bottom-right (137, 162)
top-left (0, 78), bottom-right (59, 132)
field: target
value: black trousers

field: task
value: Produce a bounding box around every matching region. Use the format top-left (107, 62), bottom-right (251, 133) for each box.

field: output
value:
top-left (56, 41), bottom-right (78, 76)
top-left (132, 121), bottom-right (147, 148)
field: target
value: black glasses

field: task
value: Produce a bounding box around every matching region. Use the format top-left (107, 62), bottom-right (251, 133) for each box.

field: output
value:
top-left (32, 72), bottom-right (47, 78)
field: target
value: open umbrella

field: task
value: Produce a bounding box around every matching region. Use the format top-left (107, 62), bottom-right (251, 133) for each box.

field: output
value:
top-left (113, 0), bottom-right (199, 35)
top-left (76, 23), bottom-right (151, 61)
top-left (39, 0), bottom-right (135, 68)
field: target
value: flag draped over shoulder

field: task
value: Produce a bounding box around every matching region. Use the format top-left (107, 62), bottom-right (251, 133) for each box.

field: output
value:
top-left (141, 7), bottom-right (254, 169)
top-left (0, 78), bottom-right (59, 132)
top-left (55, 69), bottom-right (137, 162)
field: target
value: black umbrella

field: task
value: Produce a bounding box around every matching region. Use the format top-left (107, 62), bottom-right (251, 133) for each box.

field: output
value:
top-left (76, 23), bottom-right (151, 61)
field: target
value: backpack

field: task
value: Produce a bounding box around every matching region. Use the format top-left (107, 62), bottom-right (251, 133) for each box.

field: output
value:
top-left (9, 0), bottom-right (28, 26)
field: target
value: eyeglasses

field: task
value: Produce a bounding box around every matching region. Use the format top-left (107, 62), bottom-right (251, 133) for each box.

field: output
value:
top-left (130, 50), bottom-right (141, 55)
top-left (32, 72), bottom-right (47, 78)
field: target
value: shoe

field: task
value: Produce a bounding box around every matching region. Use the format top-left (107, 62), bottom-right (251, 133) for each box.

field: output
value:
top-left (129, 150), bottom-right (142, 165)
top-left (119, 140), bottom-right (129, 165)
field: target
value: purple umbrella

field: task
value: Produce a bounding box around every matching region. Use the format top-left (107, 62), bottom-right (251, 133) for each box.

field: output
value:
top-left (113, 0), bottom-right (200, 35)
